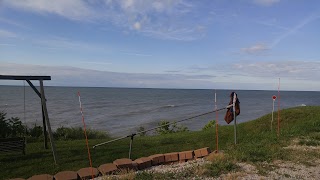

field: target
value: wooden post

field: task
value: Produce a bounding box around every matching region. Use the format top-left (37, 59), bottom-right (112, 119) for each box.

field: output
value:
top-left (26, 79), bottom-right (48, 149)
top-left (41, 108), bottom-right (48, 149)
top-left (39, 80), bottom-right (57, 164)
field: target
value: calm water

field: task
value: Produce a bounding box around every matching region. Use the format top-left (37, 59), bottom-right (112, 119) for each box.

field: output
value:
top-left (0, 86), bottom-right (319, 137)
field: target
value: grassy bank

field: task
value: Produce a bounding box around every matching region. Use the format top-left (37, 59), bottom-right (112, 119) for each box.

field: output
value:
top-left (1, 106), bottom-right (320, 179)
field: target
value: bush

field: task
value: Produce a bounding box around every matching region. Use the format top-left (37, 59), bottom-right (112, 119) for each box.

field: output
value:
top-left (28, 124), bottom-right (43, 138)
top-left (53, 126), bottom-right (109, 140)
top-left (202, 120), bottom-right (216, 131)
top-left (137, 126), bottom-right (146, 136)
top-left (0, 111), bottom-right (25, 138)
top-left (155, 120), bottom-right (188, 135)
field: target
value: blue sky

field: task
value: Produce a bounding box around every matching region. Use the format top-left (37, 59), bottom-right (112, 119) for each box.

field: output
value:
top-left (0, 0), bottom-right (320, 90)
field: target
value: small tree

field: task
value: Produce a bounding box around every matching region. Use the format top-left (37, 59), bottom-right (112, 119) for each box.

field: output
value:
top-left (28, 124), bottom-right (43, 138)
top-left (0, 111), bottom-right (25, 138)
top-left (137, 126), bottom-right (146, 136)
top-left (8, 117), bottom-right (25, 137)
top-left (202, 120), bottom-right (216, 131)
top-left (0, 112), bottom-right (9, 138)
top-left (155, 120), bottom-right (188, 135)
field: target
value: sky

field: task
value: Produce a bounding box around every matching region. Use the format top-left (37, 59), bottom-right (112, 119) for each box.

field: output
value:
top-left (0, 0), bottom-right (320, 90)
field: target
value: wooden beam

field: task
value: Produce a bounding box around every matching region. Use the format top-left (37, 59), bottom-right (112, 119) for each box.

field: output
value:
top-left (26, 80), bottom-right (41, 98)
top-left (40, 80), bottom-right (57, 164)
top-left (25, 80), bottom-right (49, 149)
top-left (0, 75), bottom-right (51, 80)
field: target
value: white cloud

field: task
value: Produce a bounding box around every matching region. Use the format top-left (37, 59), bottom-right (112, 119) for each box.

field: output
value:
top-left (101, 0), bottom-right (208, 40)
top-left (2, 0), bottom-right (210, 41)
top-left (241, 43), bottom-right (269, 54)
top-left (271, 14), bottom-right (320, 47)
top-left (0, 17), bottom-right (30, 30)
top-left (0, 63), bottom-right (215, 89)
top-left (0, 29), bottom-right (17, 38)
top-left (0, 44), bottom-right (16, 46)
top-left (253, 0), bottom-right (280, 6)
top-left (233, 60), bottom-right (320, 80)
top-left (32, 36), bottom-right (107, 52)
top-left (2, 0), bottom-right (94, 21)
top-left (1, 62), bottom-right (320, 90)
top-left (133, 22), bottom-right (141, 30)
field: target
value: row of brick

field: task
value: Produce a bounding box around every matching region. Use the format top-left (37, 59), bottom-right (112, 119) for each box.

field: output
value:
top-left (11, 147), bottom-right (211, 180)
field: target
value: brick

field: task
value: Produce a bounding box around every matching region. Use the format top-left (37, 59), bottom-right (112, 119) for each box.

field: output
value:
top-left (98, 163), bottom-right (118, 175)
top-left (200, 147), bottom-right (211, 157)
top-left (134, 157), bottom-right (152, 170)
top-left (194, 149), bottom-right (202, 158)
top-left (113, 158), bottom-right (134, 170)
top-left (194, 147), bottom-right (211, 158)
top-left (164, 152), bottom-right (179, 163)
top-left (148, 154), bottom-right (164, 165)
top-left (27, 174), bottom-right (53, 180)
top-left (179, 151), bottom-right (194, 161)
top-left (77, 167), bottom-right (99, 179)
top-left (54, 171), bottom-right (78, 180)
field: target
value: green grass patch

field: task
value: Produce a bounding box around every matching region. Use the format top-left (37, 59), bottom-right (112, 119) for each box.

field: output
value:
top-left (1, 106), bottom-right (320, 179)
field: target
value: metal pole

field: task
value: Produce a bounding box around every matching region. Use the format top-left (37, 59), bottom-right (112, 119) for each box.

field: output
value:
top-left (277, 78), bottom-right (281, 137)
top-left (215, 90), bottom-right (218, 153)
top-left (40, 80), bottom-right (57, 164)
top-left (233, 93), bottom-right (237, 145)
top-left (128, 135), bottom-right (134, 159)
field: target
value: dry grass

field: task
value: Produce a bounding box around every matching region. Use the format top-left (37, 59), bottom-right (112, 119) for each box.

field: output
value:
top-left (205, 152), bottom-right (225, 162)
top-left (100, 168), bottom-right (136, 180)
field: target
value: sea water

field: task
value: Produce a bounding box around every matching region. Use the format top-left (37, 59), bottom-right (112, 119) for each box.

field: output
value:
top-left (0, 86), bottom-right (319, 137)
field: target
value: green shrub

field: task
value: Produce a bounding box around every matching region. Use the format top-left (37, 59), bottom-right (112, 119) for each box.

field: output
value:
top-left (53, 126), bottom-right (109, 140)
top-left (0, 111), bottom-right (25, 138)
top-left (155, 120), bottom-right (188, 135)
top-left (28, 124), bottom-right (43, 138)
top-left (137, 126), bottom-right (146, 136)
top-left (202, 120), bottom-right (216, 130)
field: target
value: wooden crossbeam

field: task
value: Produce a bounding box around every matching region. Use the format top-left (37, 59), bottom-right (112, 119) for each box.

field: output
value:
top-left (0, 75), bottom-right (51, 80)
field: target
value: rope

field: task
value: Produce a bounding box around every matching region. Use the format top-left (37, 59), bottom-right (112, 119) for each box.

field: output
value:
top-left (93, 105), bottom-right (232, 148)
top-left (78, 92), bottom-right (94, 179)
top-left (23, 81), bottom-right (27, 135)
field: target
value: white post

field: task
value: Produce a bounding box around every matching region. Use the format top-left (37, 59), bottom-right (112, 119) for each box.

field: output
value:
top-left (233, 93), bottom-right (237, 145)
top-left (271, 99), bottom-right (275, 131)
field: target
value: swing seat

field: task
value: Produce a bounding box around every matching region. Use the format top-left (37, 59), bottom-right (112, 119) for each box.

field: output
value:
top-left (0, 137), bottom-right (26, 155)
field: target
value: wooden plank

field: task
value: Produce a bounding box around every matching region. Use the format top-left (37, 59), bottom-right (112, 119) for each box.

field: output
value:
top-left (0, 137), bottom-right (25, 154)
top-left (0, 75), bottom-right (51, 80)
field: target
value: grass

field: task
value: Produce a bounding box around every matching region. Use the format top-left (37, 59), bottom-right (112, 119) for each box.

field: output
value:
top-left (1, 106), bottom-right (320, 179)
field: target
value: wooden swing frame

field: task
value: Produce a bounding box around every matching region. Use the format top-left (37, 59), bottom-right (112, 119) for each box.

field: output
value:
top-left (0, 75), bottom-right (57, 164)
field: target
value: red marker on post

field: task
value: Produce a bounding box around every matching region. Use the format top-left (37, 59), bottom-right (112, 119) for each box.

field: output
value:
top-left (273, 95), bottom-right (277, 100)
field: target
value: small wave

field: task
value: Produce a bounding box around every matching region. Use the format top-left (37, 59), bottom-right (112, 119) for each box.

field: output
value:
top-left (161, 104), bottom-right (176, 108)
top-left (111, 104), bottom-right (178, 118)
top-left (300, 104), bottom-right (307, 106)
